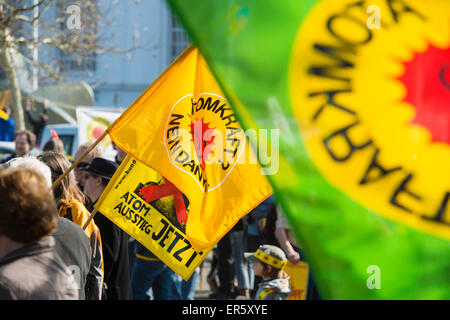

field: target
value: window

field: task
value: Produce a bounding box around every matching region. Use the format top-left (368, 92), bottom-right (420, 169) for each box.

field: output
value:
top-left (59, 50), bottom-right (97, 72)
top-left (56, 1), bottom-right (97, 72)
top-left (170, 14), bottom-right (190, 62)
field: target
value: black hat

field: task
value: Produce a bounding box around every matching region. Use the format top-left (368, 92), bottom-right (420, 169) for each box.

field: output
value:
top-left (79, 157), bottom-right (118, 180)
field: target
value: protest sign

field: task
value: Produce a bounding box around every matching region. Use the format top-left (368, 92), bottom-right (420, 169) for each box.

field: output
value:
top-left (95, 154), bottom-right (211, 280)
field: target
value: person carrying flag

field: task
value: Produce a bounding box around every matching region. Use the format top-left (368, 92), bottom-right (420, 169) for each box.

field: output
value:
top-left (82, 157), bottom-right (132, 300)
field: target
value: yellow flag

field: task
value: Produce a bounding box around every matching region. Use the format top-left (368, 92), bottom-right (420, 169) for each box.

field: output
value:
top-left (0, 110), bottom-right (8, 121)
top-left (0, 90), bottom-right (11, 112)
top-left (95, 155), bottom-right (210, 280)
top-left (284, 261), bottom-right (309, 300)
top-left (107, 46), bottom-right (273, 251)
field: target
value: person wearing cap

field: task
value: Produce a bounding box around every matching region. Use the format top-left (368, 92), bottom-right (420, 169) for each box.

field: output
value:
top-left (240, 244), bottom-right (291, 300)
top-left (82, 157), bottom-right (132, 300)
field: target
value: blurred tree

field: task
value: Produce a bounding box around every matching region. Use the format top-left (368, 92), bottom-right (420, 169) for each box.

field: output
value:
top-left (0, 0), bottom-right (137, 131)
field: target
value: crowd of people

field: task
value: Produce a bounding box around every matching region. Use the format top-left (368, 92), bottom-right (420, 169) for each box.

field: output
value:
top-left (0, 101), bottom-right (319, 300)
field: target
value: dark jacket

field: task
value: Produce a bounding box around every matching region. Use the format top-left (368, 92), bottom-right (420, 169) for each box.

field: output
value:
top-left (0, 153), bottom-right (15, 165)
top-left (0, 236), bottom-right (78, 300)
top-left (89, 201), bottom-right (131, 300)
top-left (53, 217), bottom-right (91, 300)
top-left (25, 108), bottom-right (47, 143)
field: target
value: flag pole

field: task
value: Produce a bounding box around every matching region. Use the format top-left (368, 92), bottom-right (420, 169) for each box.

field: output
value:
top-left (50, 131), bottom-right (108, 191)
top-left (82, 208), bottom-right (97, 230)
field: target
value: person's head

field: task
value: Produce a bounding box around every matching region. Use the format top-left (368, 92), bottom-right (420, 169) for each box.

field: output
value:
top-left (1, 105), bottom-right (11, 117)
top-left (112, 142), bottom-right (127, 164)
top-left (73, 141), bottom-right (105, 187)
top-left (3, 157), bottom-right (52, 188)
top-left (245, 245), bottom-right (288, 280)
top-left (0, 168), bottom-right (58, 244)
top-left (37, 151), bottom-right (84, 207)
top-left (43, 138), bottom-right (64, 154)
top-left (81, 157), bottom-right (118, 202)
top-left (14, 130), bottom-right (36, 157)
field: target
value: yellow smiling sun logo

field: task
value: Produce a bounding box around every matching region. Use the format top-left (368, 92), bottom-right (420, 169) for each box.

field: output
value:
top-left (290, 0), bottom-right (450, 240)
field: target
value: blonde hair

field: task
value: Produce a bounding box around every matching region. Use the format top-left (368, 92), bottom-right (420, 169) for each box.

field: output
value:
top-left (77, 141), bottom-right (104, 162)
top-left (37, 151), bottom-right (85, 207)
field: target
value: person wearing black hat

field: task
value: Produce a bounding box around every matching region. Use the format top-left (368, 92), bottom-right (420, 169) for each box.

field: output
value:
top-left (82, 157), bottom-right (131, 300)
top-left (82, 158), bottom-right (119, 202)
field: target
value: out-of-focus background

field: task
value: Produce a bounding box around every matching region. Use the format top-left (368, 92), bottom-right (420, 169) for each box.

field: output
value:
top-left (0, 0), bottom-right (191, 160)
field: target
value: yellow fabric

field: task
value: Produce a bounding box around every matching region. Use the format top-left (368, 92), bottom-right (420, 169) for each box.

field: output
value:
top-left (59, 198), bottom-right (104, 291)
top-left (257, 288), bottom-right (275, 300)
top-left (284, 261), bottom-right (309, 300)
top-left (107, 46), bottom-right (273, 251)
top-left (95, 155), bottom-right (212, 281)
top-left (59, 198), bottom-right (100, 239)
top-left (135, 253), bottom-right (159, 262)
top-left (0, 110), bottom-right (8, 120)
top-left (254, 249), bottom-right (287, 270)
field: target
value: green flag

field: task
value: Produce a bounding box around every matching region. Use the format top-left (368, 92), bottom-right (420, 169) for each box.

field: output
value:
top-left (167, 0), bottom-right (450, 299)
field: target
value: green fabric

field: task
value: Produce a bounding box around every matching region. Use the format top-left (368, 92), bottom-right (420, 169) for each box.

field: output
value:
top-left (166, 0), bottom-right (450, 299)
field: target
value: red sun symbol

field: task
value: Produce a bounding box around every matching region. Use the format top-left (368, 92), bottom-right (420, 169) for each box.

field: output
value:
top-left (398, 44), bottom-right (450, 145)
top-left (190, 117), bottom-right (216, 170)
top-left (92, 126), bottom-right (105, 139)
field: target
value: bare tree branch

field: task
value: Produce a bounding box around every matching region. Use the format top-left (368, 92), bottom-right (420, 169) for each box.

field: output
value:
top-left (0, 0), bottom-right (141, 130)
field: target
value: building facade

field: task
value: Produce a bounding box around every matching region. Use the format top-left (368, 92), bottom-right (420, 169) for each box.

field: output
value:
top-left (47, 0), bottom-right (190, 108)
top-left (89, 0), bottom-right (190, 108)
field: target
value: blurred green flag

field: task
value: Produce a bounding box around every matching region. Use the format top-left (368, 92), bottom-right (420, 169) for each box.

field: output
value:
top-left (167, 0), bottom-right (450, 299)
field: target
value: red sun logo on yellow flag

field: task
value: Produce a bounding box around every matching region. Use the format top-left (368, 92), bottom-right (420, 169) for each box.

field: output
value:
top-left (163, 93), bottom-right (246, 193)
top-left (190, 116), bottom-right (216, 171)
top-left (290, 0), bottom-right (450, 240)
top-left (399, 45), bottom-right (450, 144)
top-left (107, 46), bottom-right (272, 251)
